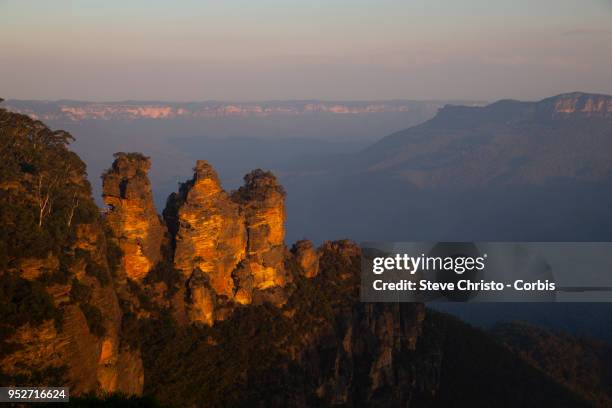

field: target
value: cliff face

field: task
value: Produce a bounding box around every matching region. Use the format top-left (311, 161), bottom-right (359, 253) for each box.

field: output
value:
top-left (292, 240), bottom-right (429, 406)
top-left (163, 163), bottom-right (289, 323)
top-left (232, 169), bottom-right (288, 300)
top-left (546, 92), bottom-right (612, 120)
top-left (360, 92), bottom-right (612, 190)
top-left (4, 100), bottom-right (441, 121)
top-left (291, 239), bottom-right (320, 278)
top-left (169, 161), bottom-right (246, 297)
top-left (102, 153), bottom-right (165, 281)
top-left (0, 108), bottom-right (143, 395)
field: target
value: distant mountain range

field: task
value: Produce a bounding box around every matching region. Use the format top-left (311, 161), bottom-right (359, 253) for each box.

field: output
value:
top-left (2, 98), bottom-right (482, 215)
top-left (3, 99), bottom-right (482, 122)
top-left (279, 92), bottom-right (612, 244)
top-left (277, 92), bottom-right (612, 352)
top-left (358, 92), bottom-right (612, 187)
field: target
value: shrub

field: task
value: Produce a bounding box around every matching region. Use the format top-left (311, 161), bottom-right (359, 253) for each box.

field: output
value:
top-left (0, 365), bottom-right (68, 388)
top-left (85, 261), bottom-right (110, 286)
top-left (144, 260), bottom-right (181, 298)
top-left (0, 273), bottom-right (63, 349)
top-left (80, 303), bottom-right (106, 338)
top-left (69, 278), bottom-right (92, 304)
top-left (37, 264), bottom-right (71, 285)
top-left (74, 248), bottom-right (90, 260)
top-left (103, 224), bottom-right (123, 278)
top-left (127, 279), bottom-right (155, 311)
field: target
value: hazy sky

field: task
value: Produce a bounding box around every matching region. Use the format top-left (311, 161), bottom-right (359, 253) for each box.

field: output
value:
top-left (1, 0), bottom-right (611, 101)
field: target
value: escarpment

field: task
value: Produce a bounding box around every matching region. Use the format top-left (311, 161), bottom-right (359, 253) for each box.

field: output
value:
top-left (0, 108), bottom-right (143, 396)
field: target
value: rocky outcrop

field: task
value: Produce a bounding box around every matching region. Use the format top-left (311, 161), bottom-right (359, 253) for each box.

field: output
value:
top-left (310, 302), bottom-right (428, 405)
top-left (186, 269), bottom-right (216, 326)
top-left (164, 163), bottom-right (289, 323)
top-left (232, 170), bottom-right (288, 296)
top-left (102, 153), bottom-right (165, 281)
top-left (142, 238), bottom-right (434, 407)
top-left (291, 239), bottom-right (320, 278)
top-left (308, 241), bottom-right (427, 405)
top-left (168, 160), bottom-right (246, 298)
top-left (1, 213), bottom-right (144, 397)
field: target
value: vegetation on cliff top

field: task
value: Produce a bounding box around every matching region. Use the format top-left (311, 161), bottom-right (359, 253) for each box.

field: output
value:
top-left (0, 108), bottom-right (98, 268)
top-left (493, 321), bottom-right (612, 407)
top-left (0, 105), bottom-right (113, 384)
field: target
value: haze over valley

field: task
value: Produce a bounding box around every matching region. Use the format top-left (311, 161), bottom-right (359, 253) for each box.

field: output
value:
top-left (3, 99), bottom-right (463, 220)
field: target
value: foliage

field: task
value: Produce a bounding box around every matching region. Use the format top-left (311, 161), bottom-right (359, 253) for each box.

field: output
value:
top-left (0, 272), bottom-right (63, 353)
top-left (69, 278), bottom-right (92, 304)
top-left (37, 264), bottom-right (71, 285)
top-left (416, 310), bottom-right (592, 407)
top-left (0, 365), bottom-right (68, 388)
top-left (67, 278), bottom-right (105, 338)
top-left (139, 246), bottom-right (361, 407)
top-left (102, 222), bottom-right (123, 279)
top-left (142, 305), bottom-right (290, 407)
top-left (0, 108), bottom-right (98, 268)
top-left (79, 303), bottom-right (106, 338)
top-left (127, 279), bottom-right (155, 311)
top-left (85, 261), bottom-right (110, 286)
top-left (144, 259), bottom-right (181, 298)
top-left (102, 152), bottom-right (151, 180)
top-left (493, 322), bottom-right (612, 407)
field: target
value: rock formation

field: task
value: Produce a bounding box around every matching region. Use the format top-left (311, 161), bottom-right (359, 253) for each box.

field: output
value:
top-left (291, 239), bottom-right (320, 278)
top-left (545, 92), bottom-right (612, 119)
top-left (102, 153), bottom-right (165, 281)
top-left (163, 163), bottom-right (289, 322)
top-left (186, 269), bottom-right (217, 326)
top-left (232, 169), bottom-right (288, 298)
top-left (167, 160), bottom-right (246, 298)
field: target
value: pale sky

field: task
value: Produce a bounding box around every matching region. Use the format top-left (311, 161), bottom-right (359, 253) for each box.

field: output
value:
top-left (1, 0), bottom-right (611, 101)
